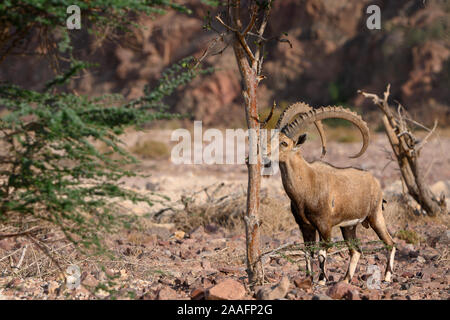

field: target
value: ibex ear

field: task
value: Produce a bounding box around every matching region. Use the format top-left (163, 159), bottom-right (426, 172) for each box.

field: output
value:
top-left (296, 133), bottom-right (307, 146)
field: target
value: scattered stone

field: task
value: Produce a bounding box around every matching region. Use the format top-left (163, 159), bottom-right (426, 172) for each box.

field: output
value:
top-left (218, 266), bottom-right (244, 274)
top-left (256, 276), bottom-right (290, 300)
top-left (201, 260), bottom-right (212, 270)
top-left (190, 287), bottom-right (205, 300)
top-left (361, 289), bottom-right (380, 300)
top-left (174, 230), bottom-right (185, 240)
top-left (148, 223), bottom-right (174, 240)
top-left (145, 182), bottom-right (158, 191)
top-left (46, 281), bottom-right (61, 295)
top-left (82, 274), bottom-right (99, 288)
top-left (401, 271), bottom-right (415, 278)
top-left (312, 294), bottom-right (333, 300)
top-left (293, 277), bottom-right (312, 292)
top-left (326, 281), bottom-right (360, 300)
top-left (206, 279), bottom-right (246, 300)
top-left (190, 226), bottom-right (206, 239)
top-left (416, 256), bottom-right (426, 264)
top-left (157, 287), bottom-right (178, 300)
top-left (205, 223), bottom-right (220, 233)
top-left (401, 283), bottom-right (411, 290)
top-left (0, 239), bottom-right (15, 251)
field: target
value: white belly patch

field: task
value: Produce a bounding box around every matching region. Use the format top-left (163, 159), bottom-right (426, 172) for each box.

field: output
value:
top-left (335, 218), bottom-right (364, 228)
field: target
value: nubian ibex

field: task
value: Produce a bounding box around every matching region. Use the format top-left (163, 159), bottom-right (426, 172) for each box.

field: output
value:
top-left (264, 103), bottom-right (395, 285)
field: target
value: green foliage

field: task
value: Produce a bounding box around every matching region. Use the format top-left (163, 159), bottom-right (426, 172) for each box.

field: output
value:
top-left (395, 229), bottom-right (423, 245)
top-left (0, 56), bottom-right (208, 254)
top-left (131, 140), bottom-right (170, 159)
top-left (200, 0), bottom-right (222, 6)
top-left (405, 17), bottom-right (449, 47)
top-left (0, 0), bottom-right (190, 62)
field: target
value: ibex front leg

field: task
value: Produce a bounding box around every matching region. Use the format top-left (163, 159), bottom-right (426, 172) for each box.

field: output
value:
top-left (317, 230), bottom-right (332, 286)
top-left (291, 202), bottom-right (316, 279)
top-left (299, 224), bottom-right (316, 278)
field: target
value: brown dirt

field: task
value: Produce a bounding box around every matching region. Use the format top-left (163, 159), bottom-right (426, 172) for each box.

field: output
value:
top-left (0, 129), bottom-right (448, 300)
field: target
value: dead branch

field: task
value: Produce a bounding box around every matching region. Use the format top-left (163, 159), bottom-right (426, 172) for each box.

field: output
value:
top-left (359, 85), bottom-right (446, 216)
top-left (252, 101), bottom-right (277, 126)
top-left (0, 226), bottom-right (41, 239)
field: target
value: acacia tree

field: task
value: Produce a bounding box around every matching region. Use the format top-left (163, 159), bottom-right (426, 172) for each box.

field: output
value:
top-left (0, 1), bottom-right (207, 256)
top-left (201, 0), bottom-right (289, 285)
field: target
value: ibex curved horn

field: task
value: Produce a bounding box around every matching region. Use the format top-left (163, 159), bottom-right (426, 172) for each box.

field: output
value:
top-left (276, 102), bottom-right (327, 157)
top-left (282, 106), bottom-right (370, 158)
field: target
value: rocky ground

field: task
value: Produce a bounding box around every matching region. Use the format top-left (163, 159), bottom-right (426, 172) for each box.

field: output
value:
top-left (1, 0), bottom-right (449, 127)
top-left (0, 132), bottom-right (449, 300)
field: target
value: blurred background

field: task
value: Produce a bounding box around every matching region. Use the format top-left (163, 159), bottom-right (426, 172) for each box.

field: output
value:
top-left (1, 0), bottom-right (449, 128)
top-left (0, 0), bottom-right (449, 301)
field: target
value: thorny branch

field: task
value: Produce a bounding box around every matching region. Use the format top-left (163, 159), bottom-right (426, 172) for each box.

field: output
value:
top-left (359, 85), bottom-right (446, 216)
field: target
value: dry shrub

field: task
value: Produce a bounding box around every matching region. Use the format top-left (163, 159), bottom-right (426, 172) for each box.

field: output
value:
top-left (170, 193), bottom-right (295, 237)
top-left (323, 125), bottom-right (361, 143)
top-left (131, 139), bottom-right (169, 159)
top-left (382, 194), bottom-right (419, 227)
top-left (395, 229), bottom-right (424, 244)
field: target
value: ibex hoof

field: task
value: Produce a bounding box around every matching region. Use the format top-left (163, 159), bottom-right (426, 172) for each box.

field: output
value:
top-left (318, 279), bottom-right (327, 286)
top-left (384, 272), bottom-right (392, 283)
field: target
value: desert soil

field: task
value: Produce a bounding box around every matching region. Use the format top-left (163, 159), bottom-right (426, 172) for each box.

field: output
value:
top-left (0, 131), bottom-right (449, 300)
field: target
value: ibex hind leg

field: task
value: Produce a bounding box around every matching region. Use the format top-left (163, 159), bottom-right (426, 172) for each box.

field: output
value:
top-left (368, 204), bottom-right (396, 282)
top-left (341, 226), bottom-right (361, 283)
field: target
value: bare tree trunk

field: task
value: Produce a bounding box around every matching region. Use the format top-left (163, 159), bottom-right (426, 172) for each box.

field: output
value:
top-left (360, 86), bottom-right (446, 216)
top-left (233, 38), bottom-right (264, 284)
top-left (199, 0), bottom-right (286, 285)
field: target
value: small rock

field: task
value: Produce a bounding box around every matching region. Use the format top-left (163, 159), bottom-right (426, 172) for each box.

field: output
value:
top-left (174, 230), bottom-right (185, 240)
top-left (157, 287), bottom-right (178, 300)
top-left (46, 281), bottom-right (61, 295)
top-left (190, 288), bottom-right (205, 300)
top-left (201, 260), bottom-right (212, 270)
top-left (401, 271), bottom-right (415, 278)
top-left (416, 256), bottom-right (426, 264)
top-left (140, 291), bottom-right (156, 300)
top-left (82, 274), bottom-right (99, 287)
top-left (0, 239), bottom-right (15, 251)
top-left (256, 276), bottom-right (290, 300)
top-left (105, 268), bottom-right (116, 278)
top-left (205, 223), bottom-right (220, 233)
top-left (361, 289), bottom-right (380, 300)
top-left (326, 281), bottom-right (360, 300)
top-left (312, 294), bottom-right (333, 300)
top-left (401, 283), bottom-right (411, 290)
top-left (293, 277), bottom-right (312, 292)
top-left (190, 226), bottom-right (206, 240)
top-left (145, 182), bottom-right (158, 191)
top-left (206, 279), bottom-right (246, 300)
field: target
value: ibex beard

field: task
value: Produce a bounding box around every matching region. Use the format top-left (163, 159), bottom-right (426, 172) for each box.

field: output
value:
top-left (264, 102), bottom-right (396, 285)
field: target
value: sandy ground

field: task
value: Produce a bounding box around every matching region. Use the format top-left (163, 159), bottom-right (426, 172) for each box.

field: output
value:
top-left (0, 130), bottom-right (448, 300)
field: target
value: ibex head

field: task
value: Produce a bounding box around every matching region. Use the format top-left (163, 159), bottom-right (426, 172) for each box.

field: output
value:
top-left (264, 103), bottom-right (370, 169)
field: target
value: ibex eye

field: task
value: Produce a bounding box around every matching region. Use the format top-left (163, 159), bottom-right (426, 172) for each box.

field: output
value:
top-left (280, 141), bottom-right (288, 147)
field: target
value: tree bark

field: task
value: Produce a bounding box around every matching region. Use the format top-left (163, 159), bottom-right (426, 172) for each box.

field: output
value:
top-left (360, 87), bottom-right (446, 216)
top-left (232, 36), bottom-right (264, 285)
